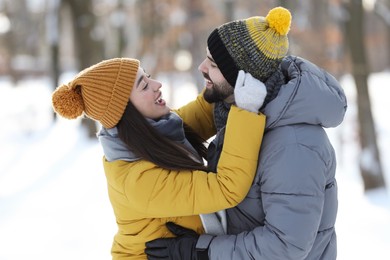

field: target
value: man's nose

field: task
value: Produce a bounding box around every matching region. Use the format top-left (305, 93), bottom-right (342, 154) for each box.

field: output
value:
top-left (198, 59), bottom-right (207, 72)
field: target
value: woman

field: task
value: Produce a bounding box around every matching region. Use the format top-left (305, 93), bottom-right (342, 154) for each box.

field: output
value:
top-left (51, 57), bottom-right (267, 259)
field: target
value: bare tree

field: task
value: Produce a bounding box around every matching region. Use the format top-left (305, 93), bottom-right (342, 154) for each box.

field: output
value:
top-left (62, 0), bottom-right (105, 138)
top-left (343, 0), bottom-right (385, 190)
top-left (374, 0), bottom-right (390, 67)
top-left (46, 0), bottom-right (60, 120)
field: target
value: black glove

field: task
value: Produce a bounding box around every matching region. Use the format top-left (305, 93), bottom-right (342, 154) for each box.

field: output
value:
top-left (145, 222), bottom-right (209, 260)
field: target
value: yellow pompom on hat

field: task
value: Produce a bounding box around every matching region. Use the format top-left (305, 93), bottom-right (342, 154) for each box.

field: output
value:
top-left (52, 58), bottom-right (139, 128)
top-left (207, 6), bottom-right (291, 86)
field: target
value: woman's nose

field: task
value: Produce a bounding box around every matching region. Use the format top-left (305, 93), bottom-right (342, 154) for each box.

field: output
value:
top-left (152, 81), bottom-right (162, 92)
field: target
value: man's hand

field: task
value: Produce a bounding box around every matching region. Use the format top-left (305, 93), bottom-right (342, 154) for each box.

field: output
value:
top-left (145, 222), bottom-right (208, 260)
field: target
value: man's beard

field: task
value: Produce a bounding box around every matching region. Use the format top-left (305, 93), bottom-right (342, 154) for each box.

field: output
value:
top-left (203, 81), bottom-right (234, 103)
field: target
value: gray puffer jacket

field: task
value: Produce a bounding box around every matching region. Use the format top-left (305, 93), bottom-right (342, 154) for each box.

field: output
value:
top-left (205, 56), bottom-right (347, 259)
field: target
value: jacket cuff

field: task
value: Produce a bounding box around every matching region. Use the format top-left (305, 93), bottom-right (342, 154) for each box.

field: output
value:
top-left (196, 234), bottom-right (214, 260)
top-left (196, 234), bottom-right (214, 250)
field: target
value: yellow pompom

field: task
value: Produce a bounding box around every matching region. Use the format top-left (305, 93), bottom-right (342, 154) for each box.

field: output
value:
top-left (266, 6), bottom-right (291, 36)
top-left (52, 84), bottom-right (84, 119)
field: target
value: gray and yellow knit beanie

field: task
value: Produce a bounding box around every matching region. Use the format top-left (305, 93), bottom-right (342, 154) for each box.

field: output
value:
top-left (207, 6), bottom-right (292, 86)
top-left (52, 58), bottom-right (139, 128)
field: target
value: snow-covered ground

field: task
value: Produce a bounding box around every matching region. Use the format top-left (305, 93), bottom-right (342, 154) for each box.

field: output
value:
top-left (0, 72), bottom-right (389, 259)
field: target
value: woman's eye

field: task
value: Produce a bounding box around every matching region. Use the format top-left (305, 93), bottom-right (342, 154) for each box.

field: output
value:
top-left (142, 81), bottom-right (149, 90)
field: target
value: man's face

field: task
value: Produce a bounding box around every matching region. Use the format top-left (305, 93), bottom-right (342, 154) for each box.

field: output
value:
top-left (198, 48), bottom-right (234, 103)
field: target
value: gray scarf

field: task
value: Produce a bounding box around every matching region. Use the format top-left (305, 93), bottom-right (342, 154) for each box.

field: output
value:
top-left (97, 112), bottom-right (200, 162)
top-left (213, 68), bottom-right (286, 130)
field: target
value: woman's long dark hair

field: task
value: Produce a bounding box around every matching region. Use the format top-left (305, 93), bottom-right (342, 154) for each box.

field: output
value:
top-left (116, 101), bottom-right (208, 171)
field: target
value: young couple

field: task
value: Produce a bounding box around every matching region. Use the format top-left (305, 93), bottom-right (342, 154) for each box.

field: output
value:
top-left (52, 6), bottom-right (347, 260)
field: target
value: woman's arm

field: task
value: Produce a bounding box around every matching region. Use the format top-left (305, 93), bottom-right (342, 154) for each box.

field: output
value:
top-left (174, 88), bottom-right (216, 140)
top-left (124, 105), bottom-right (265, 217)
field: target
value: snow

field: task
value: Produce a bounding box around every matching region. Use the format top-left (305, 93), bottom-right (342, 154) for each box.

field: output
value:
top-left (0, 72), bottom-right (389, 259)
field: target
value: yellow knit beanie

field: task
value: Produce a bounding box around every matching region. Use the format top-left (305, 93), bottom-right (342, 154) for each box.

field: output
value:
top-left (52, 58), bottom-right (139, 128)
top-left (207, 6), bottom-right (291, 86)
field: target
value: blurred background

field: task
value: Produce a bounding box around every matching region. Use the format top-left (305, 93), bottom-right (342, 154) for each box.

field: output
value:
top-left (0, 0), bottom-right (389, 259)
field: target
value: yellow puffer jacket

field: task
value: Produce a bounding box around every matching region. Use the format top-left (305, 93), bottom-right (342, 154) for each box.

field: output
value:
top-left (103, 92), bottom-right (266, 259)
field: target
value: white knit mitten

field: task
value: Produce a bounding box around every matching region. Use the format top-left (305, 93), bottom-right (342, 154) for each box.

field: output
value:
top-left (234, 70), bottom-right (267, 113)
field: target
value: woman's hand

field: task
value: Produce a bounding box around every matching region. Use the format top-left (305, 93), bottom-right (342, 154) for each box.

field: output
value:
top-left (234, 70), bottom-right (267, 113)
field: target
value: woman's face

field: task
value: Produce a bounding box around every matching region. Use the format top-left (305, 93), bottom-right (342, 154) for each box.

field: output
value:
top-left (130, 67), bottom-right (170, 120)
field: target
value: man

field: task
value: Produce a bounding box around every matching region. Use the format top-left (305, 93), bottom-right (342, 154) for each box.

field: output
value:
top-left (145, 6), bottom-right (347, 260)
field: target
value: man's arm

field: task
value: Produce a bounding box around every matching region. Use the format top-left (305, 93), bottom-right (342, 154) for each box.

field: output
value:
top-left (207, 144), bottom-right (328, 259)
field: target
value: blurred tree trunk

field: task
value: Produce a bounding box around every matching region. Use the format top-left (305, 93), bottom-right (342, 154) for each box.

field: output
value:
top-left (2, 4), bottom-right (15, 83)
top-left (311, 0), bottom-right (332, 69)
top-left (374, 0), bottom-right (390, 67)
top-left (279, 0), bottom-right (288, 7)
top-left (187, 0), bottom-right (211, 91)
top-left (65, 0), bottom-right (105, 138)
top-left (224, 0), bottom-right (234, 22)
top-left (7, 0), bottom-right (29, 83)
top-left (46, 0), bottom-right (60, 119)
top-left (135, 0), bottom-right (163, 76)
top-left (117, 0), bottom-right (126, 57)
top-left (344, 0), bottom-right (385, 190)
